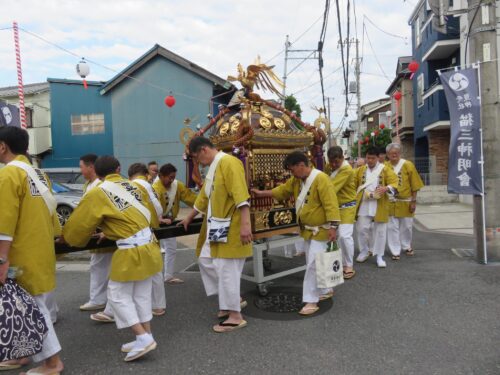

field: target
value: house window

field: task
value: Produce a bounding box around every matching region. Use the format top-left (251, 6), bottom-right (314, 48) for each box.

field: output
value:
top-left (417, 74), bottom-right (424, 107)
top-left (25, 107), bottom-right (33, 128)
top-left (378, 112), bottom-right (389, 128)
top-left (71, 113), bottom-right (105, 135)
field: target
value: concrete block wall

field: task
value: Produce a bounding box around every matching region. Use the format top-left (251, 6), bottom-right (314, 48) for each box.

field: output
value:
top-left (417, 185), bottom-right (459, 204)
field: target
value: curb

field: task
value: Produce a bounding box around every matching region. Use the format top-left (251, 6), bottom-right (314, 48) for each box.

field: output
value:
top-left (413, 218), bottom-right (474, 237)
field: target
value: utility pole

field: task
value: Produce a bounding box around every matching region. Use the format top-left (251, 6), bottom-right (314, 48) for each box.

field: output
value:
top-left (355, 38), bottom-right (362, 158)
top-left (327, 97), bottom-right (333, 148)
top-left (281, 35), bottom-right (319, 103)
top-left (282, 35), bottom-right (291, 101)
top-left (467, 0), bottom-right (500, 261)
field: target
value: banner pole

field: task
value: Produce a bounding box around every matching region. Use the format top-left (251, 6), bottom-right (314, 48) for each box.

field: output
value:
top-left (476, 63), bottom-right (488, 264)
top-left (12, 21), bottom-right (27, 129)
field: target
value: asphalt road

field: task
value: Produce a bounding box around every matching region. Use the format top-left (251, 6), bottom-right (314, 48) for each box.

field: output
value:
top-left (5, 229), bottom-right (499, 375)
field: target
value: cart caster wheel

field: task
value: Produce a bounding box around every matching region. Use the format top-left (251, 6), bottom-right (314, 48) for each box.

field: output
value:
top-left (263, 258), bottom-right (272, 271)
top-left (257, 284), bottom-right (269, 296)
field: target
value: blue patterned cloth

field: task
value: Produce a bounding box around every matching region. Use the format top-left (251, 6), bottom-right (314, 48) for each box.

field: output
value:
top-left (0, 279), bottom-right (48, 361)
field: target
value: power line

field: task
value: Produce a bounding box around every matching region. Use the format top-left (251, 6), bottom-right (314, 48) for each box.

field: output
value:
top-left (16, 27), bottom-right (233, 106)
top-left (291, 65), bottom-right (343, 95)
top-left (363, 15), bottom-right (409, 43)
top-left (334, 0), bottom-right (348, 110)
top-left (346, 0), bottom-right (351, 105)
top-left (318, 0), bottom-right (331, 111)
top-left (265, 13), bottom-right (324, 64)
top-left (363, 22), bottom-right (392, 83)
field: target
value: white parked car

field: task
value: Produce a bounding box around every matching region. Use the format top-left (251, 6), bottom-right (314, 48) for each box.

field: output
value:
top-left (52, 182), bottom-right (82, 225)
top-left (43, 168), bottom-right (85, 191)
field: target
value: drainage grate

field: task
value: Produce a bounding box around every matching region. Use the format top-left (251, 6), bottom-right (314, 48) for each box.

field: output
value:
top-left (242, 287), bottom-right (333, 321)
top-left (254, 292), bottom-right (303, 313)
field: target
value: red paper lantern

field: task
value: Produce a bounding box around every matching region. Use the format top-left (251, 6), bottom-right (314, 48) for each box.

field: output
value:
top-left (408, 61), bottom-right (419, 73)
top-left (393, 91), bottom-right (402, 101)
top-left (379, 123), bottom-right (385, 130)
top-left (164, 95), bottom-right (176, 108)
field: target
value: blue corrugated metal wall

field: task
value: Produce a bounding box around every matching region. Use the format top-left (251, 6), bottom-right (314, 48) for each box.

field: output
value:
top-left (43, 80), bottom-right (113, 167)
top-left (107, 57), bottom-right (213, 183)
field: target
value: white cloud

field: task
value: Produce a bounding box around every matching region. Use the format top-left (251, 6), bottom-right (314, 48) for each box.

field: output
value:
top-left (0, 0), bottom-right (416, 124)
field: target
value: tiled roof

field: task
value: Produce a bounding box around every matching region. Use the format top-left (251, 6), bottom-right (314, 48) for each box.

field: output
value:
top-left (0, 82), bottom-right (49, 98)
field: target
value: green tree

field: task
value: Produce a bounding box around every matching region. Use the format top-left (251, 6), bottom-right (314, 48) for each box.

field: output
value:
top-left (350, 127), bottom-right (393, 158)
top-left (284, 95), bottom-right (302, 118)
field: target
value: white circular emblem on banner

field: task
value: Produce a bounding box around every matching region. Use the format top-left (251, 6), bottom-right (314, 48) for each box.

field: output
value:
top-left (449, 72), bottom-right (469, 91)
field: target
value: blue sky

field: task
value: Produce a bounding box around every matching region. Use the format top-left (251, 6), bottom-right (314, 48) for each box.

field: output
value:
top-left (0, 0), bottom-right (416, 126)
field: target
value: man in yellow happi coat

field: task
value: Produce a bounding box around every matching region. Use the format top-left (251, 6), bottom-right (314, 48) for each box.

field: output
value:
top-left (353, 146), bottom-right (399, 268)
top-left (0, 127), bottom-right (64, 374)
top-left (130, 163), bottom-right (167, 316)
top-left (253, 151), bottom-right (340, 316)
top-left (325, 146), bottom-right (357, 279)
top-left (62, 156), bottom-right (162, 362)
top-left (90, 162), bottom-right (166, 324)
top-left (153, 163), bottom-right (197, 284)
top-left (180, 137), bottom-right (252, 333)
top-left (78, 153), bottom-right (116, 313)
top-left (385, 143), bottom-right (424, 259)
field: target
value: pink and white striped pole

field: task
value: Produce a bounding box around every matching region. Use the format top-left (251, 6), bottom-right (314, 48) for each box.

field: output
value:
top-left (13, 21), bottom-right (27, 129)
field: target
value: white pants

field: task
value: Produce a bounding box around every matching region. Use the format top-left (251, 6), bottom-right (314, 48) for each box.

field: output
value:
top-left (151, 271), bottom-right (166, 309)
top-left (89, 252), bottom-right (113, 305)
top-left (357, 216), bottom-right (387, 257)
top-left (284, 237), bottom-right (305, 257)
top-left (107, 277), bottom-right (153, 329)
top-left (199, 257), bottom-right (245, 311)
top-left (160, 238), bottom-right (177, 281)
top-left (303, 240), bottom-right (332, 303)
top-left (368, 223), bottom-right (375, 251)
top-left (44, 291), bottom-right (59, 324)
top-left (338, 224), bottom-right (354, 268)
top-left (387, 216), bottom-right (414, 256)
top-left (32, 293), bottom-right (62, 363)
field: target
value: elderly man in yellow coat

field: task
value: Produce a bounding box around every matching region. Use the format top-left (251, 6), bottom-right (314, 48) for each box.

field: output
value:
top-left (62, 156), bottom-right (163, 362)
top-left (181, 137), bottom-right (252, 333)
top-left (325, 146), bottom-right (357, 279)
top-left (253, 151), bottom-right (340, 316)
top-left (153, 163), bottom-right (197, 285)
top-left (386, 143), bottom-right (424, 259)
top-left (354, 146), bottom-right (399, 268)
top-left (0, 127), bottom-right (64, 374)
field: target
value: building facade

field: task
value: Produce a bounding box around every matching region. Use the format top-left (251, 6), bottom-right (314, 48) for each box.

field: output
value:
top-left (360, 98), bottom-right (391, 135)
top-left (43, 79), bottom-right (113, 167)
top-left (386, 56), bottom-right (415, 160)
top-left (409, 0), bottom-right (461, 184)
top-left (0, 82), bottom-right (51, 166)
top-left (99, 44), bottom-right (233, 180)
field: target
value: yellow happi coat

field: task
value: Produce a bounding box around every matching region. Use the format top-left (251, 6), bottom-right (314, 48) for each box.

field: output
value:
top-left (325, 163), bottom-right (357, 224)
top-left (272, 171), bottom-right (340, 241)
top-left (153, 179), bottom-right (197, 220)
top-left (387, 160), bottom-right (424, 218)
top-left (0, 155), bottom-right (60, 295)
top-left (83, 179), bottom-right (116, 254)
top-left (353, 164), bottom-right (399, 223)
top-left (63, 174), bottom-right (162, 282)
top-left (194, 155), bottom-right (252, 258)
top-left (132, 176), bottom-right (161, 229)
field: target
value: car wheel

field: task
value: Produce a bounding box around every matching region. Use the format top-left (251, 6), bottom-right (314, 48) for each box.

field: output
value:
top-left (56, 205), bottom-right (73, 225)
